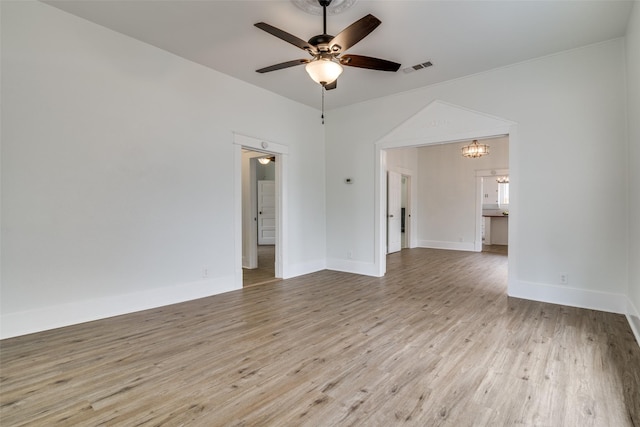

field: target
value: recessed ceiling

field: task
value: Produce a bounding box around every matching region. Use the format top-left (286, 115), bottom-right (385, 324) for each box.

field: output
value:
top-left (43, 0), bottom-right (634, 110)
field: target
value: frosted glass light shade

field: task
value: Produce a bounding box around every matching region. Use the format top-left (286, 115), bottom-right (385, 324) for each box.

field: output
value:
top-left (305, 59), bottom-right (343, 86)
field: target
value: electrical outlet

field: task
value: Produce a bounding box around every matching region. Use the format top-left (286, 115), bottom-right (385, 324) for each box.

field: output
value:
top-left (202, 267), bottom-right (209, 279)
top-left (559, 273), bottom-right (568, 284)
top-left (347, 250), bottom-right (353, 259)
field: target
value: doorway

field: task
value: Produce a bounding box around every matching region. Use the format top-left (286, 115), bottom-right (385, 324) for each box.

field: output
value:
top-left (387, 170), bottom-right (413, 254)
top-left (478, 169), bottom-right (509, 255)
top-left (373, 100), bottom-right (518, 290)
top-left (241, 151), bottom-right (278, 287)
top-left (233, 133), bottom-right (288, 289)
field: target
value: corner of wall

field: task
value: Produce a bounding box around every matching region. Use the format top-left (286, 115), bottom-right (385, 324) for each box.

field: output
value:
top-left (326, 258), bottom-right (383, 277)
top-left (628, 295), bottom-right (640, 348)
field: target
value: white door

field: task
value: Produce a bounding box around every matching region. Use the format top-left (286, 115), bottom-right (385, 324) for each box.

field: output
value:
top-left (387, 171), bottom-right (402, 254)
top-left (258, 180), bottom-right (276, 245)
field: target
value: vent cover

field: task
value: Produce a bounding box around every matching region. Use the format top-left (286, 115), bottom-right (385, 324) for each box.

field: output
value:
top-left (403, 61), bottom-right (433, 74)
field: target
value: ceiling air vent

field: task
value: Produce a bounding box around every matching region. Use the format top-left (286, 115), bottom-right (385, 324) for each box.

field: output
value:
top-left (403, 61), bottom-right (433, 74)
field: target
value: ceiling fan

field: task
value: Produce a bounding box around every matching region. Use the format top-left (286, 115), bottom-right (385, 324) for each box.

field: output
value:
top-left (254, 0), bottom-right (401, 90)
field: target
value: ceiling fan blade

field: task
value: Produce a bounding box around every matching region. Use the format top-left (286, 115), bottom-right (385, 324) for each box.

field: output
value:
top-left (325, 80), bottom-right (337, 90)
top-left (255, 22), bottom-right (318, 55)
top-left (329, 14), bottom-right (381, 53)
top-left (256, 59), bottom-right (310, 73)
top-left (340, 54), bottom-right (401, 72)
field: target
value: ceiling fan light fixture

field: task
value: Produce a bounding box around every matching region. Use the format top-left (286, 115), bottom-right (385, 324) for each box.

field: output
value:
top-left (305, 58), bottom-right (343, 86)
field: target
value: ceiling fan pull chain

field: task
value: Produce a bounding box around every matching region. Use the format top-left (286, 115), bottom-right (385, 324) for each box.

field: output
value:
top-left (321, 85), bottom-right (325, 125)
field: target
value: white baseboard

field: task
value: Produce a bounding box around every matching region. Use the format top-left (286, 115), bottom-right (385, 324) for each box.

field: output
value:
top-left (509, 280), bottom-right (627, 314)
top-left (283, 259), bottom-right (326, 279)
top-left (0, 276), bottom-right (238, 340)
top-left (627, 297), bottom-right (640, 347)
top-left (418, 240), bottom-right (476, 252)
top-left (326, 258), bottom-right (382, 277)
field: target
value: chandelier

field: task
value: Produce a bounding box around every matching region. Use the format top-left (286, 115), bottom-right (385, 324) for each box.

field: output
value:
top-left (462, 140), bottom-right (489, 158)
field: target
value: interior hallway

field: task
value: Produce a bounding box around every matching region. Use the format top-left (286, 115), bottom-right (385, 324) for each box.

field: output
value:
top-left (243, 244), bottom-right (278, 287)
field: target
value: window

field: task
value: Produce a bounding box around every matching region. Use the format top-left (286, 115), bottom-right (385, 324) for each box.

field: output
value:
top-left (498, 182), bottom-right (509, 207)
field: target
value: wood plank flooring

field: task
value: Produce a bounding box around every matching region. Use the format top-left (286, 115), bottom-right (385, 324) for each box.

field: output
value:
top-left (2, 248), bottom-right (639, 426)
top-left (242, 245), bottom-right (279, 287)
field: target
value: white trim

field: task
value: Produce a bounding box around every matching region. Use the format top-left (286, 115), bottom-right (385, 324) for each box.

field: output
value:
top-left (475, 168), bottom-right (510, 178)
top-left (0, 276), bottom-right (237, 339)
top-left (374, 149), bottom-right (387, 276)
top-left (475, 169), bottom-right (510, 252)
top-left (326, 258), bottom-right (382, 277)
top-left (233, 133), bottom-right (288, 282)
top-left (509, 280), bottom-right (627, 314)
top-left (380, 132), bottom-right (507, 151)
top-left (243, 156), bottom-right (259, 269)
top-left (234, 133), bottom-right (289, 155)
top-left (475, 177), bottom-right (483, 251)
top-left (283, 259), bottom-right (326, 279)
top-left (418, 240), bottom-right (476, 252)
top-left (276, 153), bottom-right (287, 278)
top-left (388, 167), bottom-right (417, 249)
top-left (374, 100), bottom-right (518, 296)
top-left (627, 297), bottom-right (640, 347)
top-left (234, 145), bottom-right (243, 289)
top-left (376, 100), bottom-right (513, 149)
top-left (506, 128), bottom-right (519, 301)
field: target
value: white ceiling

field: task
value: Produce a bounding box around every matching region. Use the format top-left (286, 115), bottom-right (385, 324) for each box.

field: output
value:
top-left (44, 0), bottom-right (634, 110)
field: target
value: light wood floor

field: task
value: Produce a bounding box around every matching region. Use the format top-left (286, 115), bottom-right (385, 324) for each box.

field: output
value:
top-left (2, 248), bottom-right (639, 426)
top-left (242, 245), bottom-right (279, 287)
top-left (482, 244), bottom-right (508, 255)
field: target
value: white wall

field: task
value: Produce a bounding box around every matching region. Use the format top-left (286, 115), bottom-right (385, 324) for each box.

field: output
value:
top-left (386, 147), bottom-right (419, 173)
top-left (626, 2), bottom-right (640, 338)
top-left (326, 38), bottom-right (629, 313)
top-left (417, 138), bottom-right (508, 250)
top-left (0, 1), bottom-right (326, 338)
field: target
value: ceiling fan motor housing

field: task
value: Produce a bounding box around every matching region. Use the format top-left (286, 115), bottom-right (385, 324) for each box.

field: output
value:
top-left (308, 34), bottom-right (336, 53)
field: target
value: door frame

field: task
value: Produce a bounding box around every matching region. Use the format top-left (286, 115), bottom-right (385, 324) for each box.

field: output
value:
top-left (475, 169), bottom-right (509, 251)
top-left (387, 170), bottom-right (402, 254)
top-left (234, 133), bottom-right (288, 287)
top-left (243, 155), bottom-right (273, 269)
top-left (386, 166), bottom-right (416, 251)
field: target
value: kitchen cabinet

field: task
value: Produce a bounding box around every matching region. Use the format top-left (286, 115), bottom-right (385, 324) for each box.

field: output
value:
top-left (483, 178), bottom-right (499, 205)
top-left (483, 214), bottom-right (508, 245)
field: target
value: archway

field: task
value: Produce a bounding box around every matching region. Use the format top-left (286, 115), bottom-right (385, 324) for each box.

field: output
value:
top-left (373, 100), bottom-right (518, 295)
